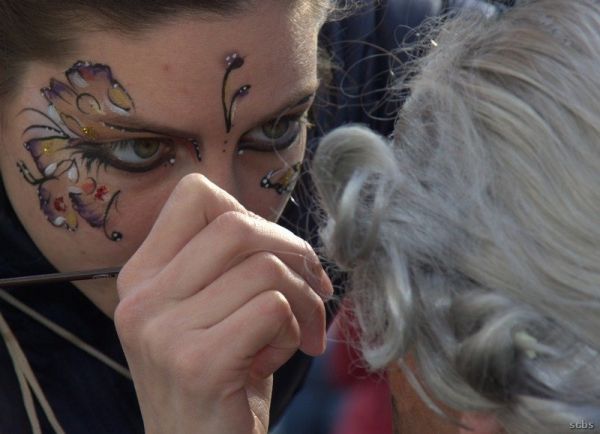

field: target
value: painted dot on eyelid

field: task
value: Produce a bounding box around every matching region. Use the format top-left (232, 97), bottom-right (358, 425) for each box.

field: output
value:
top-left (237, 149), bottom-right (245, 156)
top-left (190, 139), bottom-right (202, 161)
top-left (237, 85), bottom-right (250, 97)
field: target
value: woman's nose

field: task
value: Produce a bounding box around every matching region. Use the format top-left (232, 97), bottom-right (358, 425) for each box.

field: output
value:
top-left (189, 147), bottom-right (241, 199)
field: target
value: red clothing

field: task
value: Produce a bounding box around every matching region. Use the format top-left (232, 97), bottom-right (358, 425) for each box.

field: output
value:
top-left (332, 380), bottom-right (393, 434)
top-left (329, 314), bottom-right (393, 434)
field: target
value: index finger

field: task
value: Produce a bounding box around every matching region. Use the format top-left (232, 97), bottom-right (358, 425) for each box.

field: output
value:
top-left (131, 174), bottom-right (251, 274)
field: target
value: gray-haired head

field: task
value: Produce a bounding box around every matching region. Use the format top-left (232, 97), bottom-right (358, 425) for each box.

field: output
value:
top-left (313, 0), bottom-right (600, 432)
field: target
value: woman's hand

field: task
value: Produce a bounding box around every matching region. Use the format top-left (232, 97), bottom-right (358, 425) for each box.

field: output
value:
top-left (114, 174), bottom-right (332, 434)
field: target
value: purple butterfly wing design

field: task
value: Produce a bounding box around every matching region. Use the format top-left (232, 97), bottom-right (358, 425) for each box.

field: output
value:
top-left (18, 61), bottom-right (133, 240)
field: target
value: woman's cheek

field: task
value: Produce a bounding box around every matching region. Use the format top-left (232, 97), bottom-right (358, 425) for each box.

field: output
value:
top-left (95, 170), bottom-right (180, 254)
top-left (237, 135), bottom-right (306, 220)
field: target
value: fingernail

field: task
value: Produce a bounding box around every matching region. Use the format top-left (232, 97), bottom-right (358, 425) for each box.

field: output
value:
top-left (321, 272), bottom-right (334, 298)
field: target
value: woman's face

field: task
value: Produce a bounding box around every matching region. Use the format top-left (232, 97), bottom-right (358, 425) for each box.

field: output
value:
top-left (0, 1), bottom-right (322, 311)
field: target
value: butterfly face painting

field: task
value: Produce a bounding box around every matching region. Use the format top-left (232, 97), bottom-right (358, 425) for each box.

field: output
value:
top-left (17, 61), bottom-right (198, 241)
top-left (260, 162), bottom-right (302, 195)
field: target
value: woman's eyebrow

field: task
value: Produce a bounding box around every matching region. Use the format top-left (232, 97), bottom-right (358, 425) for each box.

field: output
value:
top-left (98, 118), bottom-right (199, 139)
top-left (97, 87), bottom-right (317, 138)
top-left (251, 88), bottom-right (317, 126)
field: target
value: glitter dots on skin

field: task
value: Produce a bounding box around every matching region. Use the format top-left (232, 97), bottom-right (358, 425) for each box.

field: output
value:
top-left (16, 60), bottom-right (206, 242)
top-left (260, 162), bottom-right (302, 195)
top-left (190, 138), bottom-right (202, 162)
top-left (81, 126), bottom-right (97, 140)
top-left (16, 61), bottom-right (144, 241)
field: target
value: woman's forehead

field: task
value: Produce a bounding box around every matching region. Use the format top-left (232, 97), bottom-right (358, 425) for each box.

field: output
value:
top-left (14, 2), bottom-right (321, 137)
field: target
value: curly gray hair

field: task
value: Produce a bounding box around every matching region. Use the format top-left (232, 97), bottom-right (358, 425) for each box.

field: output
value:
top-left (312, 0), bottom-right (600, 432)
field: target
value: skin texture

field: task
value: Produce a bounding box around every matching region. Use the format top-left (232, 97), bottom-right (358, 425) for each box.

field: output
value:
top-left (388, 360), bottom-right (462, 434)
top-left (387, 357), bottom-right (502, 434)
top-left (0, 2), bottom-right (330, 432)
top-left (0, 1), bottom-right (321, 316)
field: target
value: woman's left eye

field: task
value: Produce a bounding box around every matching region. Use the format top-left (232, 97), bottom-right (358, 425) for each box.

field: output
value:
top-left (112, 139), bottom-right (163, 162)
top-left (238, 115), bottom-right (306, 153)
top-left (74, 138), bottom-right (175, 173)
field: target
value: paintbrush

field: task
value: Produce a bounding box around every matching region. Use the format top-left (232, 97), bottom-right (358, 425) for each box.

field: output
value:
top-left (0, 267), bottom-right (121, 287)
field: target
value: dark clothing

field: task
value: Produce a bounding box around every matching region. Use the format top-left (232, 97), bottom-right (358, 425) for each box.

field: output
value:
top-left (0, 1), bottom-right (459, 432)
top-left (0, 180), bottom-right (144, 433)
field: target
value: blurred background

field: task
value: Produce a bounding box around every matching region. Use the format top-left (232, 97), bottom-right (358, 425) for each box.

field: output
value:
top-left (270, 310), bottom-right (393, 434)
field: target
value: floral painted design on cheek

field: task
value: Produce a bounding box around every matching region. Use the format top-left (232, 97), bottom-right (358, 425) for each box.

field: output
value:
top-left (222, 53), bottom-right (251, 133)
top-left (260, 162), bottom-right (302, 195)
top-left (15, 61), bottom-right (194, 241)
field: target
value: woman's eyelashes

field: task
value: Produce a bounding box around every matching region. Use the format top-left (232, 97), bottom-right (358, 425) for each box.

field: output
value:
top-left (67, 114), bottom-right (307, 174)
top-left (72, 138), bottom-right (176, 173)
top-left (238, 114), bottom-right (307, 153)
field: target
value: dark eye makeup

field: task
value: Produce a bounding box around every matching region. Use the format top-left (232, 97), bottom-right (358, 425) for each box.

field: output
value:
top-left (71, 138), bottom-right (176, 173)
top-left (67, 113), bottom-right (307, 174)
top-left (238, 113), bottom-right (307, 153)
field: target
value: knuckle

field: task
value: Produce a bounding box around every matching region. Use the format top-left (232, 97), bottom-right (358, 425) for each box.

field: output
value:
top-left (256, 252), bottom-right (287, 282)
top-left (313, 297), bottom-right (326, 325)
top-left (266, 293), bottom-right (302, 346)
top-left (213, 210), bottom-right (253, 237)
top-left (300, 239), bottom-right (314, 255)
top-left (303, 242), bottom-right (321, 267)
top-left (295, 238), bottom-right (319, 267)
top-left (139, 315), bottom-right (183, 369)
top-left (176, 173), bottom-right (208, 194)
top-left (114, 292), bottom-right (146, 342)
top-left (169, 174), bottom-right (210, 208)
top-left (261, 290), bottom-right (293, 321)
top-left (170, 345), bottom-right (208, 381)
top-left (115, 264), bottom-right (139, 298)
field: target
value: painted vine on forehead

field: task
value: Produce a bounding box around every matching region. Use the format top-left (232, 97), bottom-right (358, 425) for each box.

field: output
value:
top-left (16, 61), bottom-right (199, 241)
top-left (222, 53), bottom-right (251, 133)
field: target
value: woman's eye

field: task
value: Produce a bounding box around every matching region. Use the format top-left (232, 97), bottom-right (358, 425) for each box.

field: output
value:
top-left (112, 139), bottom-right (161, 162)
top-left (238, 115), bottom-right (305, 152)
top-left (74, 138), bottom-right (175, 173)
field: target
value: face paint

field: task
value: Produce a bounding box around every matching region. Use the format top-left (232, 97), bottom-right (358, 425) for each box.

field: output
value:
top-left (16, 60), bottom-right (197, 241)
top-left (222, 53), bottom-right (251, 133)
top-left (18, 157), bottom-right (124, 241)
top-left (260, 162), bottom-right (302, 195)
